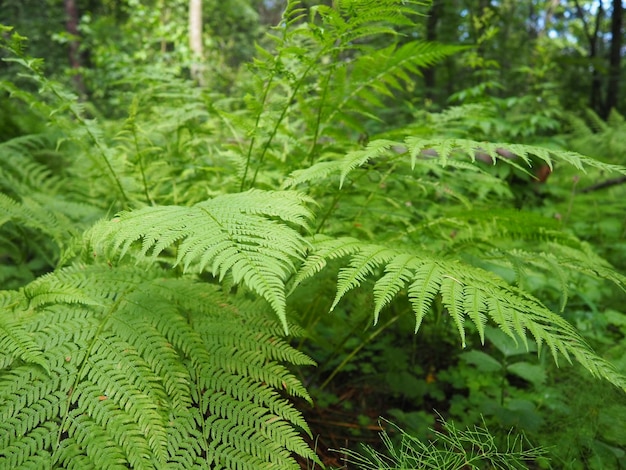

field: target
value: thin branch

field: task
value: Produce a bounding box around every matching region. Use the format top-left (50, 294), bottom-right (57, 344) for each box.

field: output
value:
top-left (580, 175), bottom-right (626, 193)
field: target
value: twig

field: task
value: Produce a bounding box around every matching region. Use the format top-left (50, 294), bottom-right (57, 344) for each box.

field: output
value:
top-left (580, 175), bottom-right (626, 193)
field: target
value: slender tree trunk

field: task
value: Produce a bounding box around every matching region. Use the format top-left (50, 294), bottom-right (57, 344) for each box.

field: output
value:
top-left (423, 0), bottom-right (441, 101)
top-left (537, 0), bottom-right (560, 38)
top-left (189, 0), bottom-right (205, 86)
top-left (575, 0), bottom-right (604, 114)
top-left (604, 0), bottom-right (623, 117)
top-left (64, 0), bottom-right (86, 97)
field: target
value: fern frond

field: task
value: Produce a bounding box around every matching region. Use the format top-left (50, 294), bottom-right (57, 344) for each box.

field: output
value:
top-left (0, 315), bottom-right (49, 374)
top-left (295, 238), bottom-right (626, 390)
top-left (0, 134), bottom-right (59, 195)
top-left (322, 42), bottom-right (464, 134)
top-left (373, 253), bottom-right (419, 323)
top-left (87, 190), bottom-right (314, 332)
top-left (407, 261), bottom-right (443, 333)
top-left (331, 245), bottom-right (397, 311)
top-left (405, 137), bottom-right (626, 174)
top-left (0, 265), bottom-right (317, 469)
top-left (286, 135), bottom-right (626, 196)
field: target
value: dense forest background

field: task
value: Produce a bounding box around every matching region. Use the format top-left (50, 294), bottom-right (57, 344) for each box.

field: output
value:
top-left (3, 0), bottom-right (626, 120)
top-left (1, 1), bottom-right (626, 469)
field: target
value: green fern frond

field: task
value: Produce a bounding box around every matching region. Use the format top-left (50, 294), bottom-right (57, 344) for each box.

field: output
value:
top-left (322, 42), bottom-right (464, 133)
top-left (373, 253), bottom-right (419, 323)
top-left (311, 0), bottom-right (423, 43)
top-left (0, 265), bottom-right (317, 469)
top-left (0, 194), bottom-right (79, 252)
top-left (331, 245), bottom-right (397, 311)
top-left (339, 140), bottom-right (398, 188)
top-left (294, 237), bottom-right (626, 390)
top-left (408, 261), bottom-right (444, 333)
top-left (0, 134), bottom-right (59, 195)
top-left (282, 160), bottom-right (343, 189)
top-left (286, 136), bottom-right (626, 194)
top-left (0, 291), bottom-right (48, 372)
top-left (87, 190), bottom-right (314, 332)
top-left (405, 137), bottom-right (626, 174)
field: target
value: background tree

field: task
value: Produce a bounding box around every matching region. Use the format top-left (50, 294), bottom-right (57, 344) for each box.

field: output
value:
top-left (188, 0), bottom-right (204, 85)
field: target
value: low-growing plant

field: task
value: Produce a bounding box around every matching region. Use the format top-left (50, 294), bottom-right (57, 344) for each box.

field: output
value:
top-left (343, 416), bottom-right (546, 470)
top-left (1, 1), bottom-right (625, 468)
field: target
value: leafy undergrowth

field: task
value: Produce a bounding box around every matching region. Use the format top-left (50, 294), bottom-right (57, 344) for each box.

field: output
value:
top-left (1, 1), bottom-right (626, 468)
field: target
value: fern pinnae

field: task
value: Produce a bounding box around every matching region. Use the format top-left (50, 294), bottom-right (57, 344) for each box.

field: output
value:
top-left (463, 286), bottom-right (488, 344)
top-left (108, 304), bottom-right (193, 412)
top-left (88, 190), bottom-right (313, 332)
top-left (534, 251), bottom-right (570, 312)
top-left (0, 312), bottom-right (49, 372)
top-left (407, 261), bottom-right (444, 333)
top-left (323, 41), bottom-right (461, 130)
top-left (440, 275), bottom-right (467, 348)
top-left (282, 160), bottom-right (344, 189)
top-left (289, 235), bottom-right (362, 293)
top-left (339, 140), bottom-right (397, 188)
top-left (372, 253), bottom-right (417, 324)
top-left (331, 244), bottom-right (396, 311)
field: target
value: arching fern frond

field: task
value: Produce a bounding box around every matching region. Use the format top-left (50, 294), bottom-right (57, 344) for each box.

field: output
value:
top-left (87, 189), bottom-right (314, 332)
top-left (0, 134), bottom-right (59, 197)
top-left (293, 236), bottom-right (626, 390)
top-left (0, 264), bottom-right (318, 469)
top-left (284, 136), bottom-right (626, 190)
top-left (321, 42), bottom-right (465, 135)
top-left (404, 137), bottom-right (626, 174)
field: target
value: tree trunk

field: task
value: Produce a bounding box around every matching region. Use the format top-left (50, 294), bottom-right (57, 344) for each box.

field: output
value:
top-left (189, 0), bottom-right (205, 86)
top-left (64, 0), bottom-right (86, 97)
top-left (574, 0), bottom-right (604, 114)
top-left (604, 0), bottom-right (623, 117)
top-left (423, 0), bottom-right (441, 101)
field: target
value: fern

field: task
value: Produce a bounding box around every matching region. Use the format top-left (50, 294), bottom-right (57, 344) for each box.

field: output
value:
top-left (292, 235), bottom-right (626, 390)
top-left (2, 3), bottom-right (626, 468)
top-left (87, 190), bottom-right (314, 333)
top-left (284, 136), bottom-right (626, 193)
top-left (238, 0), bottom-right (460, 186)
top-left (0, 265), bottom-right (317, 469)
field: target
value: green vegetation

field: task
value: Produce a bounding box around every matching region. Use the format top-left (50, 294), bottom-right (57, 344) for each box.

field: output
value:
top-left (1, 0), bottom-right (625, 468)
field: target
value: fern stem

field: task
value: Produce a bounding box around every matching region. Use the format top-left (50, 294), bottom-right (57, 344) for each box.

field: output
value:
top-left (315, 192), bottom-right (343, 234)
top-left (129, 114), bottom-right (154, 205)
top-left (239, 74), bottom-right (278, 191)
top-left (306, 64), bottom-right (336, 166)
top-left (351, 163), bottom-right (398, 223)
top-left (249, 58), bottom-right (321, 188)
top-left (44, 78), bottom-right (130, 207)
top-left (240, 19), bottom-right (293, 192)
top-left (318, 314), bottom-right (400, 391)
top-left (315, 168), bottom-right (372, 234)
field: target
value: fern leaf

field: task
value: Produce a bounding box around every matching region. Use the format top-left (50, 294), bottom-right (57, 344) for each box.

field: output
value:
top-left (331, 244), bottom-right (396, 311)
top-left (290, 235), bottom-right (363, 293)
top-left (405, 137), bottom-right (626, 175)
top-left (407, 261), bottom-right (444, 333)
top-left (0, 292), bottom-right (48, 372)
top-left (323, 42), bottom-right (464, 133)
top-left (299, 239), bottom-right (626, 390)
top-left (372, 253), bottom-right (418, 323)
top-left (88, 190), bottom-right (313, 332)
top-left (441, 275), bottom-right (467, 347)
top-left (0, 265), bottom-right (318, 469)
top-left (339, 140), bottom-right (398, 188)
top-left (463, 286), bottom-right (488, 344)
